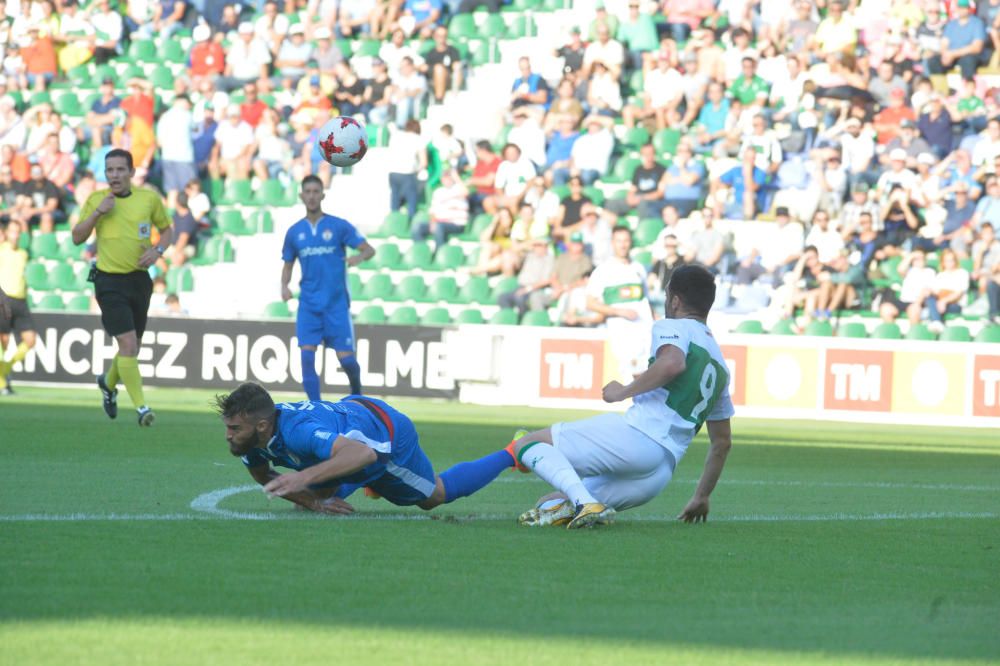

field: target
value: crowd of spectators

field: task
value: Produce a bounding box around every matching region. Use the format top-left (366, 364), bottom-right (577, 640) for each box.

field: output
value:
top-left (1, 0), bottom-right (999, 330)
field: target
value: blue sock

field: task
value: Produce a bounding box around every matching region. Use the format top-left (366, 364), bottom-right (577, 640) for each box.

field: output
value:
top-left (339, 353), bottom-right (362, 395)
top-left (301, 349), bottom-right (320, 401)
top-left (440, 450), bottom-right (512, 503)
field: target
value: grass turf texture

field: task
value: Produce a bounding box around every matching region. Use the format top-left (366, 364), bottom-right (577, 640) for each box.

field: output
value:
top-left (0, 387), bottom-right (998, 666)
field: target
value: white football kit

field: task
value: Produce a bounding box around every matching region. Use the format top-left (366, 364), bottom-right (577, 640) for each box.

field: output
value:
top-left (586, 259), bottom-right (654, 380)
top-left (551, 318), bottom-right (735, 510)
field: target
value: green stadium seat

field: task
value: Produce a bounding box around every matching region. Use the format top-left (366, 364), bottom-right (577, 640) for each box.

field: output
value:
top-left (59, 236), bottom-right (85, 260)
top-left (653, 128), bottom-right (682, 156)
top-left (421, 307), bottom-right (452, 325)
top-left (190, 237), bottom-right (220, 266)
top-left (461, 213), bottom-right (493, 241)
top-left (253, 179), bottom-right (289, 206)
top-left (362, 273), bottom-right (395, 300)
top-left (373, 243), bottom-right (403, 270)
top-left (54, 93), bottom-right (85, 117)
top-left (29, 91), bottom-right (52, 107)
top-left (402, 242), bottom-right (434, 270)
top-left (632, 249), bottom-right (653, 267)
top-left (479, 14), bottom-right (507, 38)
top-left (455, 308), bottom-right (485, 324)
top-left (356, 304), bottom-right (387, 324)
top-left (373, 211), bottom-right (410, 239)
top-left (489, 308), bottom-right (519, 325)
top-left (582, 186), bottom-right (605, 206)
top-left (24, 262), bottom-right (49, 290)
top-left (150, 65), bottom-right (174, 90)
top-left (36, 293), bottom-right (65, 311)
top-left (610, 156), bottom-right (641, 183)
top-left (627, 69), bottom-right (643, 96)
top-left (939, 325), bottom-right (971, 342)
top-left (838, 322), bottom-right (868, 338)
top-left (521, 310), bottom-right (552, 326)
top-left (804, 320), bottom-right (834, 337)
top-left (65, 294), bottom-right (92, 312)
top-left (975, 325), bottom-right (1000, 342)
top-left (458, 275), bottom-right (491, 304)
top-left (506, 14), bottom-right (535, 38)
top-left (388, 305), bottom-right (420, 325)
top-left (128, 40), bottom-right (157, 61)
top-left (74, 265), bottom-right (92, 290)
top-left (429, 276), bottom-right (459, 302)
top-left (770, 318), bottom-right (797, 335)
top-left (623, 126), bottom-right (650, 150)
top-left (263, 301), bottom-right (292, 318)
top-left (204, 178), bottom-right (225, 204)
top-left (220, 179), bottom-right (253, 205)
top-left (158, 40), bottom-right (186, 64)
top-left (347, 272), bottom-right (363, 299)
top-left (216, 210), bottom-right (249, 236)
top-left (353, 39), bottom-right (382, 57)
top-left (396, 275), bottom-right (429, 302)
top-left (734, 319), bottom-right (764, 334)
top-left (366, 123), bottom-right (390, 148)
top-left (634, 218), bottom-right (664, 247)
top-left (433, 244), bottom-right (465, 271)
top-left (490, 276), bottom-right (520, 302)
top-left (905, 323), bottom-right (936, 341)
top-left (871, 322), bottom-right (902, 340)
top-left (250, 210), bottom-right (274, 233)
top-left (30, 233), bottom-right (60, 260)
top-left (49, 263), bottom-right (77, 291)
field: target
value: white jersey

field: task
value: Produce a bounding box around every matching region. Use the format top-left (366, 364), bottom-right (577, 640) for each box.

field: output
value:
top-left (624, 318), bottom-right (735, 465)
top-left (588, 258), bottom-right (653, 379)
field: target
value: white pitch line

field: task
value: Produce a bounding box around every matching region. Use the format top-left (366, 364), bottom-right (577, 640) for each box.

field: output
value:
top-left (493, 477), bottom-right (1000, 492)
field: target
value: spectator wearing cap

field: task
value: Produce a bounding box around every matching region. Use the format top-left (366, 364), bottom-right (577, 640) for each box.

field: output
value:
top-left (508, 108), bottom-right (546, 171)
top-left (209, 105), bottom-right (254, 181)
top-left (498, 237), bottom-right (556, 317)
top-left (621, 52), bottom-right (683, 131)
top-left (566, 116), bottom-right (614, 186)
top-left (421, 26), bottom-right (463, 104)
top-left (312, 27), bottom-right (343, 71)
top-left (254, 0), bottom-right (289, 56)
top-left (91, 0), bottom-right (131, 58)
top-left (587, 1), bottom-right (619, 42)
top-left (190, 24), bottom-right (226, 85)
top-left (841, 182), bottom-right (882, 233)
top-left (713, 146), bottom-right (767, 220)
top-left (918, 94), bottom-right (954, 158)
top-left (331, 61), bottom-right (366, 117)
top-left (583, 22), bottom-right (625, 81)
top-left (928, 0), bottom-right (990, 80)
top-left (811, 0), bottom-right (857, 55)
top-left (910, 151), bottom-right (945, 222)
top-left (220, 22), bottom-right (272, 92)
top-left (411, 168), bottom-right (468, 252)
top-left (390, 56), bottom-right (426, 127)
top-left (882, 119), bottom-right (932, 168)
top-left (363, 58), bottom-right (394, 126)
top-left (868, 60), bottom-right (908, 109)
top-left (876, 148), bottom-right (918, 201)
top-left (156, 95), bottom-right (197, 210)
top-left (873, 87), bottom-right (917, 146)
top-left (273, 23), bottom-right (313, 85)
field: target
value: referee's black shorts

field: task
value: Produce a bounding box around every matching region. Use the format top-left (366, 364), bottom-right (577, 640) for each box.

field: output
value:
top-left (94, 270), bottom-right (153, 339)
top-left (0, 294), bottom-right (35, 334)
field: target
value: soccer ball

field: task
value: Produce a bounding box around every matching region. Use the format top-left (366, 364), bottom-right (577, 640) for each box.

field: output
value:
top-left (317, 116), bottom-right (368, 167)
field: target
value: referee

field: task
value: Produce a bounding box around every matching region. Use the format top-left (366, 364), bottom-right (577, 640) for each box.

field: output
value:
top-left (72, 149), bottom-right (173, 426)
top-left (0, 221), bottom-right (36, 395)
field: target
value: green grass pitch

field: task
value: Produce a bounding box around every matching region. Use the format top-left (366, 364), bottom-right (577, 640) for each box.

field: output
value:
top-left (1, 386), bottom-right (998, 666)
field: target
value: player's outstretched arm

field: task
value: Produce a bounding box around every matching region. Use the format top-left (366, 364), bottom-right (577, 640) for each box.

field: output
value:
top-left (678, 418), bottom-right (732, 524)
top-left (248, 463), bottom-right (354, 515)
top-left (263, 436), bottom-right (376, 499)
top-left (346, 241), bottom-right (376, 267)
top-left (603, 344), bottom-right (686, 403)
top-left (280, 261), bottom-right (295, 302)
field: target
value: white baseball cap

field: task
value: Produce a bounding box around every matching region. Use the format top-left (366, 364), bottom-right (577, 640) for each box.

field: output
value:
top-left (314, 26), bottom-right (332, 39)
top-left (889, 148), bottom-right (908, 161)
top-left (193, 24), bottom-right (210, 41)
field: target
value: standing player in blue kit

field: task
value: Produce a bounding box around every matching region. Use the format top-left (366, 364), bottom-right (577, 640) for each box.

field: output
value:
top-left (281, 175), bottom-right (375, 400)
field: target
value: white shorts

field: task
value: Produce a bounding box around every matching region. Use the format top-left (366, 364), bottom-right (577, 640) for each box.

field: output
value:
top-left (552, 413), bottom-right (675, 511)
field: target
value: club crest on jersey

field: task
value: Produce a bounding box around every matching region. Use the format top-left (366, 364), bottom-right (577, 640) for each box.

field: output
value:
top-left (322, 230), bottom-right (333, 242)
top-left (618, 285), bottom-right (642, 299)
top-left (138, 222), bottom-right (151, 239)
top-left (298, 233), bottom-right (306, 241)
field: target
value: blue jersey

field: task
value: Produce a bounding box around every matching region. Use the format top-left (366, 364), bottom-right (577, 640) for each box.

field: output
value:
top-left (241, 397), bottom-right (437, 504)
top-left (282, 215), bottom-right (365, 311)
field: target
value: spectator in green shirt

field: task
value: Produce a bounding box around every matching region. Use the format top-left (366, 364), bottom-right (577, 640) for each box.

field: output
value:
top-left (617, 2), bottom-right (659, 70)
top-left (951, 78), bottom-right (988, 134)
top-left (588, 1), bottom-right (619, 42)
top-left (728, 57), bottom-right (770, 106)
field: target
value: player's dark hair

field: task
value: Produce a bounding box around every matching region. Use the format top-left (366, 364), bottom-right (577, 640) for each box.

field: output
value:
top-left (105, 148), bottom-right (134, 170)
top-left (667, 264), bottom-right (716, 318)
top-left (214, 382), bottom-right (276, 421)
top-left (301, 174), bottom-right (323, 190)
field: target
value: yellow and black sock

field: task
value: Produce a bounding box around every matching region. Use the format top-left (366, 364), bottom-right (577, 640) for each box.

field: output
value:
top-left (105, 355), bottom-right (121, 389)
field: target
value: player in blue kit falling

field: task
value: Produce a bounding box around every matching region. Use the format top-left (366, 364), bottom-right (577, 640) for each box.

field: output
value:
top-left (281, 175), bottom-right (375, 400)
top-left (216, 382), bottom-right (518, 513)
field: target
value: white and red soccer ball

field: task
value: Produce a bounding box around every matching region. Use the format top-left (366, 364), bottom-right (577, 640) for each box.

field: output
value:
top-left (317, 116), bottom-right (368, 167)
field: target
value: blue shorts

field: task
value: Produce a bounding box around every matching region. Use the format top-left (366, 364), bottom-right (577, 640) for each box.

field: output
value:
top-left (161, 160), bottom-right (198, 194)
top-left (356, 398), bottom-right (437, 506)
top-left (297, 306), bottom-right (355, 350)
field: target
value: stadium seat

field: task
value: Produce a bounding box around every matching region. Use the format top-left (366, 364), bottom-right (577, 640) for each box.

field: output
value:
top-left (610, 156), bottom-right (641, 183)
top-left (65, 294), bottom-right (91, 312)
top-left (150, 65), bottom-right (174, 90)
top-left (250, 210), bottom-right (274, 233)
top-left (769, 319), bottom-right (797, 335)
top-left (24, 262), bottom-right (49, 290)
top-left (356, 304), bottom-right (387, 324)
top-left (396, 275), bottom-right (429, 302)
top-left (804, 320), bottom-right (834, 337)
top-left (455, 308), bottom-right (485, 324)
top-left (353, 39), bottom-right (383, 57)
top-left (373, 211), bottom-right (409, 239)
top-left (583, 186), bottom-right (605, 205)
top-left (489, 308), bottom-right (519, 325)
top-left (939, 325), bottom-right (971, 342)
top-left (49, 263), bottom-right (77, 291)
top-left (165, 266), bottom-right (195, 293)
top-left (54, 93), bottom-right (84, 117)
top-left (429, 276), bottom-right (459, 302)
top-left (158, 39), bottom-right (186, 64)
top-left (734, 319), bottom-right (764, 334)
top-left (216, 210), bottom-right (250, 236)
top-left (347, 272), bottom-right (363, 299)
top-left (975, 326), bottom-right (1000, 343)
top-left (190, 237), bottom-right (220, 266)
top-left (362, 273), bottom-right (395, 300)
top-left (366, 123), bottom-right (390, 148)
top-left (458, 275), bottom-right (491, 304)
top-left (36, 293), bottom-right (65, 311)
top-left (128, 40), bottom-right (157, 61)
top-left (372, 243), bottom-right (403, 270)
top-left (30, 233), bottom-right (60, 260)
top-left (632, 249), bottom-right (652, 267)
top-left (421, 307), bottom-right (452, 325)
top-left (490, 276), bottom-right (520, 302)
top-left (388, 305), bottom-right (420, 325)
top-left (623, 127), bottom-right (650, 150)
top-left (59, 236), bottom-right (85, 260)
top-left (402, 242), bottom-right (434, 270)
top-left (634, 218), bottom-right (664, 247)
top-left (653, 128), bottom-right (682, 156)
top-left (253, 179), bottom-right (288, 206)
top-left (433, 244), bottom-right (465, 271)
top-left (460, 213), bottom-right (493, 240)
top-left (220, 179), bottom-right (253, 205)
top-left (263, 301), bottom-right (292, 318)
top-left (521, 310), bottom-right (552, 326)
top-left (204, 178), bottom-right (224, 204)
top-left (871, 322), bottom-right (902, 340)
top-left (479, 14), bottom-right (507, 38)
top-left (905, 323), bottom-right (936, 341)
top-left (838, 322), bottom-right (868, 338)
top-left (29, 91), bottom-right (52, 107)
top-left (74, 265), bottom-right (92, 290)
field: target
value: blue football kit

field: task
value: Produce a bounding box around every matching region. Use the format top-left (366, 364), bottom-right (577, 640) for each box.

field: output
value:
top-left (282, 214), bottom-right (366, 351)
top-left (241, 396), bottom-right (438, 506)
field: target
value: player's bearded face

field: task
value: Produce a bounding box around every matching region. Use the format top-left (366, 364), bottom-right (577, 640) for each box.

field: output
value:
top-left (226, 416), bottom-right (266, 456)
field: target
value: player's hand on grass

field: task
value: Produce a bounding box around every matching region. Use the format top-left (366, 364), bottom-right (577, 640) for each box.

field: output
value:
top-left (316, 496), bottom-right (355, 515)
top-left (281, 285), bottom-right (293, 302)
top-left (677, 497), bottom-right (710, 524)
top-left (602, 380), bottom-right (628, 403)
top-left (263, 471), bottom-right (309, 498)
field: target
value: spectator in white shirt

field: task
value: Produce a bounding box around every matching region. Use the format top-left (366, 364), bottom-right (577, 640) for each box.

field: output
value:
top-left (391, 56), bottom-right (426, 128)
top-left (208, 105), bottom-right (254, 180)
top-left (492, 142), bottom-right (537, 211)
top-left (254, 0), bottom-right (289, 56)
top-left (221, 23), bottom-right (272, 92)
top-left (804, 209), bottom-right (844, 263)
top-left (155, 94), bottom-right (196, 209)
top-left (507, 109), bottom-right (547, 171)
top-left (411, 169), bottom-right (469, 252)
top-left (569, 116), bottom-right (614, 185)
top-left (88, 0), bottom-right (124, 63)
top-left (583, 23), bottom-right (625, 80)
